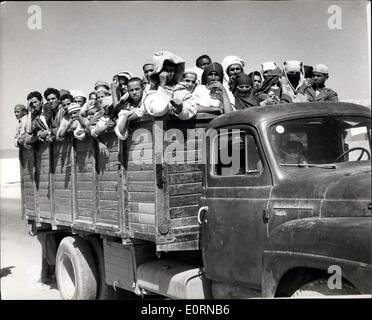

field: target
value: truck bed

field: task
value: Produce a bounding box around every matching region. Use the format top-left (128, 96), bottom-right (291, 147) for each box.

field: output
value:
top-left (20, 113), bottom-right (217, 251)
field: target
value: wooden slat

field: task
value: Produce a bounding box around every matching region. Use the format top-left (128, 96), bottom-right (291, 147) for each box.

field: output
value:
top-left (129, 202), bottom-right (155, 214)
top-left (55, 203), bottom-right (72, 214)
top-left (129, 223), bottom-right (155, 234)
top-left (170, 205), bottom-right (199, 219)
top-left (75, 207), bottom-right (93, 218)
top-left (75, 172), bottom-right (94, 181)
top-left (23, 188), bottom-right (34, 196)
top-left (128, 192), bottom-right (155, 202)
top-left (168, 182), bottom-right (202, 196)
top-left (55, 189), bottom-right (72, 198)
top-left (167, 163), bottom-right (203, 173)
top-left (128, 142), bottom-right (153, 151)
top-left (127, 161), bottom-right (153, 171)
top-left (39, 212), bottom-right (52, 219)
top-left (97, 172), bottom-right (120, 181)
top-left (26, 203), bottom-right (35, 210)
top-left (39, 203), bottom-right (51, 212)
top-left (99, 200), bottom-right (119, 211)
top-left (54, 174), bottom-right (71, 182)
top-left (36, 174), bottom-right (50, 182)
top-left (39, 196), bottom-right (52, 204)
top-left (127, 182), bottom-right (154, 192)
top-left (38, 182), bottom-right (49, 189)
top-left (127, 171), bottom-right (154, 181)
top-left (25, 195), bottom-right (35, 203)
top-left (25, 209), bottom-right (36, 216)
top-left (54, 198), bottom-right (71, 208)
top-left (169, 225), bottom-right (200, 236)
top-left (99, 191), bottom-right (119, 201)
top-left (168, 172), bottom-right (203, 185)
top-left (55, 213), bottom-right (72, 222)
top-left (75, 181), bottom-right (95, 190)
top-left (76, 199), bottom-right (95, 208)
top-left (164, 150), bottom-right (203, 164)
top-left (76, 190), bottom-right (95, 199)
top-left (76, 164), bottom-right (94, 172)
top-left (170, 216), bottom-right (198, 228)
top-left (23, 182), bottom-right (34, 189)
top-left (98, 209), bottom-right (119, 222)
top-left (129, 213), bottom-right (155, 225)
top-left (98, 181), bottom-right (118, 191)
top-left (108, 152), bottom-right (120, 162)
top-left (97, 165), bottom-right (120, 173)
top-left (22, 175), bottom-right (33, 183)
top-left (169, 194), bottom-right (200, 207)
top-left (128, 150), bottom-right (153, 162)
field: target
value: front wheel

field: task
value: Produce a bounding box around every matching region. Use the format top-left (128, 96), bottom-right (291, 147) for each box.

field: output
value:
top-left (291, 279), bottom-right (359, 297)
top-left (56, 236), bottom-right (98, 300)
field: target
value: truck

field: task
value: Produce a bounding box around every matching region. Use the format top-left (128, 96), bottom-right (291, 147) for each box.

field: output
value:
top-left (19, 101), bottom-right (372, 299)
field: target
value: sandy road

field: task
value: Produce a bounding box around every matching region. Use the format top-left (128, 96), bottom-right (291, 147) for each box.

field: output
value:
top-left (0, 197), bottom-right (61, 300)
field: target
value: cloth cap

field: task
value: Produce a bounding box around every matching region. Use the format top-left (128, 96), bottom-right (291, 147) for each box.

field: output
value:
top-left (96, 87), bottom-right (110, 94)
top-left (94, 81), bottom-right (110, 91)
top-left (313, 64), bottom-right (329, 75)
top-left (150, 51), bottom-right (185, 84)
top-left (261, 61), bottom-right (278, 72)
top-left (14, 104), bottom-right (27, 111)
top-left (183, 68), bottom-right (198, 78)
top-left (71, 90), bottom-right (86, 99)
top-left (201, 62), bottom-right (224, 85)
top-left (221, 55), bottom-right (245, 74)
top-left (115, 71), bottom-right (134, 81)
top-left (59, 89), bottom-right (70, 96)
top-left (283, 60), bottom-right (303, 73)
top-left (142, 59), bottom-right (154, 70)
top-left (67, 103), bottom-right (81, 114)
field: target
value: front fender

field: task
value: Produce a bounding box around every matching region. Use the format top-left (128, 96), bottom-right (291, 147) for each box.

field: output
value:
top-left (261, 217), bottom-right (372, 297)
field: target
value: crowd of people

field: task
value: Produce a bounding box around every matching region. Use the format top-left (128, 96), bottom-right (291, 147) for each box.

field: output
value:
top-left (14, 50), bottom-right (339, 155)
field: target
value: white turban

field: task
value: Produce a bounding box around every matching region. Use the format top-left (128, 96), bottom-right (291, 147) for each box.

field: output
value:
top-left (221, 55), bottom-right (245, 86)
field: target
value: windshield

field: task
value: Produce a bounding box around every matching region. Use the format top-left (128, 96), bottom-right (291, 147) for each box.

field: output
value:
top-left (269, 116), bottom-right (371, 166)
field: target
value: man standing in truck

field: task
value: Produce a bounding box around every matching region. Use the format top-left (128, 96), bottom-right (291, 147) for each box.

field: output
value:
top-left (300, 64), bottom-right (339, 102)
top-left (43, 88), bottom-right (64, 139)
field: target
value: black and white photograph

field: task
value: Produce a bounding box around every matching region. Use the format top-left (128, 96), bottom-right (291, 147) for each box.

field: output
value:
top-left (0, 0), bottom-right (371, 307)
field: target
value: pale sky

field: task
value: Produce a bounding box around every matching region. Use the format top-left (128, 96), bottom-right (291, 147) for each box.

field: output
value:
top-left (0, 1), bottom-right (370, 150)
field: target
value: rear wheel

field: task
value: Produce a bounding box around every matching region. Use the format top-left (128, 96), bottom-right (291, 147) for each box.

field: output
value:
top-left (56, 236), bottom-right (98, 300)
top-left (291, 279), bottom-right (359, 297)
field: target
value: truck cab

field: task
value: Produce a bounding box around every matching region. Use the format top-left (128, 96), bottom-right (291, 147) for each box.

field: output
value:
top-left (199, 102), bottom-right (371, 297)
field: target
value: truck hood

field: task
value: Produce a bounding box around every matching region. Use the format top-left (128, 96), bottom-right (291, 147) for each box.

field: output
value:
top-left (271, 162), bottom-right (371, 217)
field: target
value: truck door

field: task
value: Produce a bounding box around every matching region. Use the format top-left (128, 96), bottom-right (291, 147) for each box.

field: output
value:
top-left (199, 127), bottom-right (273, 290)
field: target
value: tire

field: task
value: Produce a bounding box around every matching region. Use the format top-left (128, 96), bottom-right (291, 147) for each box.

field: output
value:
top-left (291, 278), bottom-right (359, 297)
top-left (56, 236), bottom-right (98, 300)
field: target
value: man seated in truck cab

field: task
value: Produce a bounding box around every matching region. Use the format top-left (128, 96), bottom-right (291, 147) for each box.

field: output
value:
top-left (279, 140), bottom-right (307, 165)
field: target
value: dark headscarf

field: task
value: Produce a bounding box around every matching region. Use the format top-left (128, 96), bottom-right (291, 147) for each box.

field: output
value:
top-left (232, 73), bottom-right (260, 109)
top-left (201, 62), bottom-right (224, 85)
top-left (257, 67), bottom-right (282, 95)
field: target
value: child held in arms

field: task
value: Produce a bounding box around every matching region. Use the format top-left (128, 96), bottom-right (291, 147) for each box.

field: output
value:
top-left (14, 104), bottom-right (30, 149)
top-left (56, 103), bottom-right (84, 141)
top-left (86, 95), bottom-right (115, 157)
